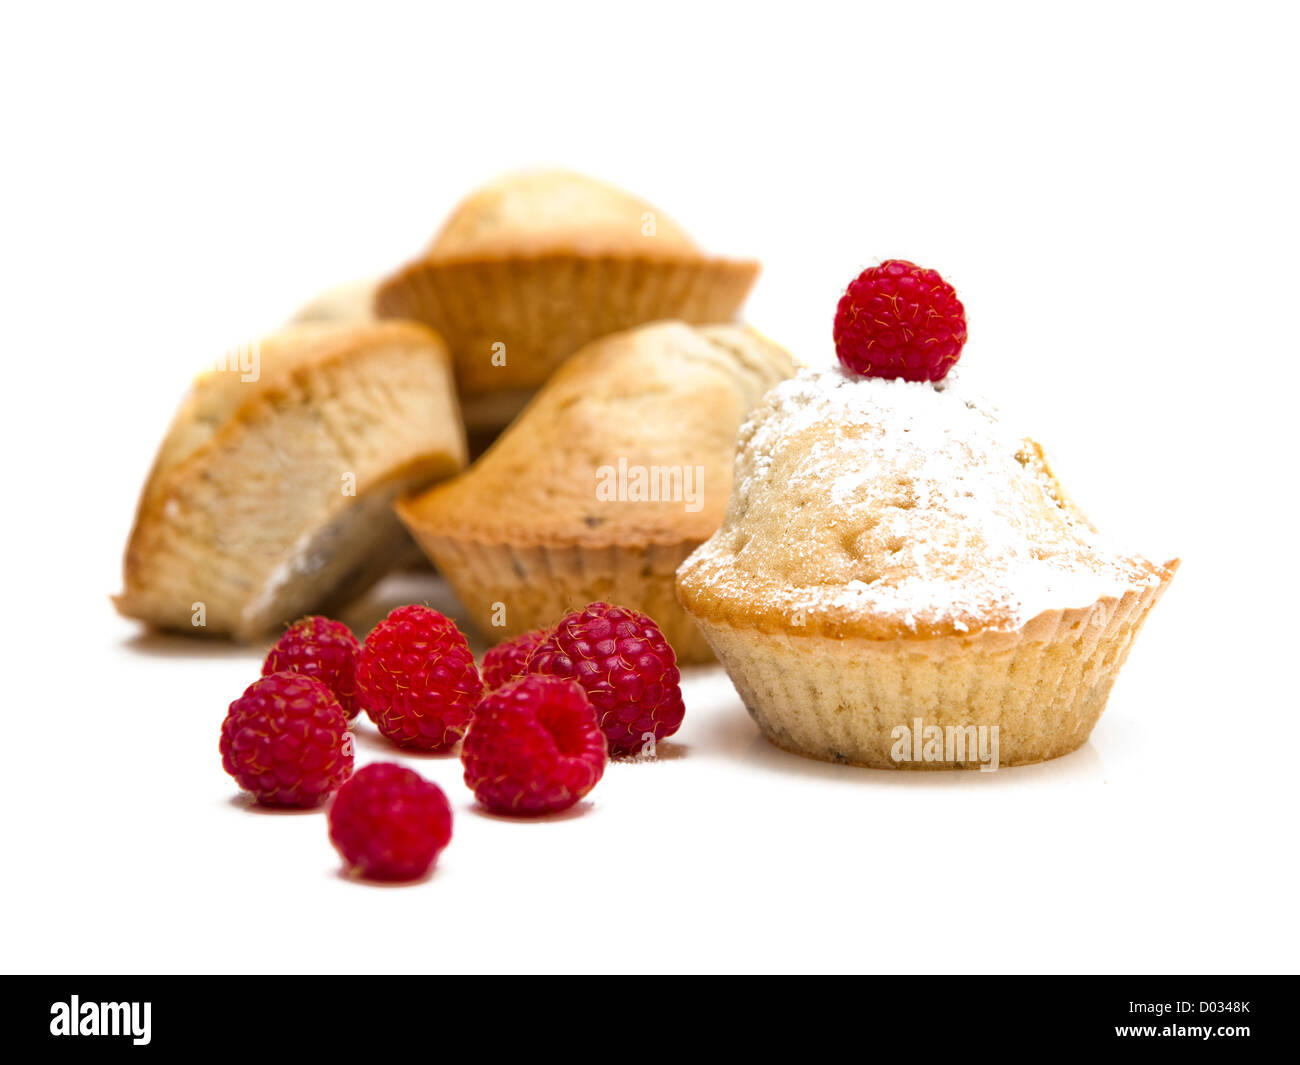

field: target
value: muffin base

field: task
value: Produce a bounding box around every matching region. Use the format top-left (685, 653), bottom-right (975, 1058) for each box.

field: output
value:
top-left (400, 528), bottom-right (714, 663)
top-left (686, 575), bottom-right (1174, 768)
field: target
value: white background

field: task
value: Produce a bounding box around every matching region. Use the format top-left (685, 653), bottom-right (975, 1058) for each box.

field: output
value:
top-left (1, 1), bottom-right (1296, 974)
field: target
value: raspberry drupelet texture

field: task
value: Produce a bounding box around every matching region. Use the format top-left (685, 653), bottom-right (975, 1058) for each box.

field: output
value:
top-left (833, 259), bottom-right (967, 382)
top-left (481, 628), bottom-right (549, 690)
top-left (262, 615), bottom-right (362, 719)
top-left (219, 671), bottom-right (354, 807)
top-left (461, 675), bottom-right (607, 816)
top-left (356, 605), bottom-right (483, 751)
top-left (328, 762), bottom-right (453, 881)
top-left (527, 602), bottom-right (685, 757)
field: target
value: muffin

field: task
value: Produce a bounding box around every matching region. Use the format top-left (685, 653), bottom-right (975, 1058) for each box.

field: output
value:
top-left (397, 320), bottom-right (794, 662)
top-left (375, 168), bottom-right (760, 438)
top-left (116, 321), bottom-right (467, 639)
top-left (676, 365), bottom-right (1178, 767)
top-left (290, 279), bottom-right (378, 325)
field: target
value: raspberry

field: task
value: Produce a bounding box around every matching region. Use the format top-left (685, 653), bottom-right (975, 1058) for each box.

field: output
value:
top-left (462, 675), bottom-right (607, 816)
top-left (528, 602), bottom-right (684, 757)
top-left (482, 628), bottom-right (549, 690)
top-left (262, 615), bottom-right (362, 719)
top-left (833, 260), bottom-right (967, 382)
top-left (219, 672), bottom-right (353, 807)
top-left (356, 604), bottom-right (482, 751)
top-left (328, 763), bottom-right (453, 881)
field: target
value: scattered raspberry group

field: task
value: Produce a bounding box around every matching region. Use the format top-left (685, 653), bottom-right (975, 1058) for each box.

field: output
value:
top-left (219, 671), bottom-right (354, 807)
top-left (833, 259), bottom-right (966, 382)
top-left (262, 615), bottom-right (362, 719)
top-left (328, 763), bottom-right (453, 881)
top-left (462, 675), bottom-right (607, 816)
top-left (528, 602), bottom-right (685, 756)
top-left (481, 628), bottom-right (549, 689)
top-left (223, 599), bottom-right (687, 883)
top-left (356, 604), bottom-right (482, 751)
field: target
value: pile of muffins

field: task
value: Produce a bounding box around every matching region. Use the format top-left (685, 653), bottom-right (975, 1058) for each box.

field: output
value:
top-left (117, 173), bottom-right (1176, 769)
top-left (117, 169), bottom-right (783, 661)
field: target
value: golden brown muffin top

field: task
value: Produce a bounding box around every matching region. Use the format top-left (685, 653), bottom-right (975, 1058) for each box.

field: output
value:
top-left (398, 321), bottom-right (795, 548)
top-left (425, 168), bottom-right (701, 262)
top-left (677, 365), bottom-right (1176, 639)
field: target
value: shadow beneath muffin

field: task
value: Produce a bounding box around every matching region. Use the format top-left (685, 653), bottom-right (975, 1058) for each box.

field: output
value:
top-left (697, 711), bottom-right (1105, 785)
top-left (119, 569), bottom-right (461, 657)
top-left (122, 631), bottom-right (263, 660)
top-left (753, 734), bottom-right (1105, 784)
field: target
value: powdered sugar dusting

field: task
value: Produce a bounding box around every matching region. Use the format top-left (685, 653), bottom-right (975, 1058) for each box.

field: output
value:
top-left (684, 365), bottom-right (1163, 634)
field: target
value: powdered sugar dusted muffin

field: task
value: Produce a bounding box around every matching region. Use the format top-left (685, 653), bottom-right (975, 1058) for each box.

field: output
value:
top-left (676, 261), bottom-right (1177, 768)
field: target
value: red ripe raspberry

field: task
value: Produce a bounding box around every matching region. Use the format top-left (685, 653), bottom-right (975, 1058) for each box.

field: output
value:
top-left (482, 628), bottom-right (549, 690)
top-left (528, 602), bottom-right (684, 757)
top-left (833, 259), bottom-right (967, 382)
top-left (461, 675), bottom-right (607, 816)
top-left (356, 605), bottom-right (482, 751)
top-left (262, 615), bottom-right (362, 719)
top-left (219, 671), bottom-right (353, 807)
top-left (328, 763), bottom-right (453, 881)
